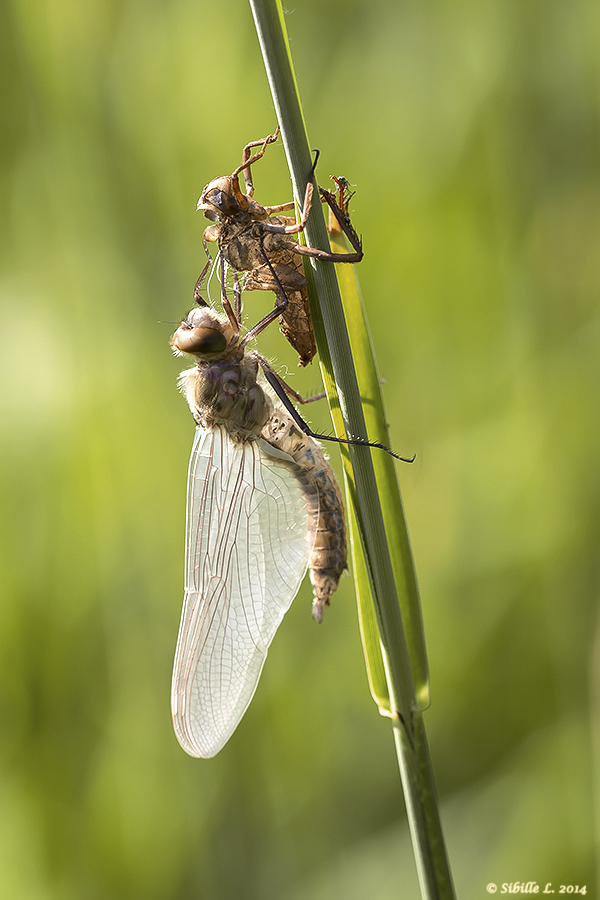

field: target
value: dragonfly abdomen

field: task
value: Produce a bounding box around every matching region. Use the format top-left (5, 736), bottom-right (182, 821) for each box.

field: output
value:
top-left (261, 408), bottom-right (347, 622)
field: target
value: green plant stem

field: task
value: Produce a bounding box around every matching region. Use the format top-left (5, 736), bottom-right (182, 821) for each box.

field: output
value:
top-left (248, 2), bottom-right (456, 898)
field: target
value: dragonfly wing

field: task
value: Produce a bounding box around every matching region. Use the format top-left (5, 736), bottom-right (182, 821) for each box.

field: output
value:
top-left (172, 426), bottom-right (312, 758)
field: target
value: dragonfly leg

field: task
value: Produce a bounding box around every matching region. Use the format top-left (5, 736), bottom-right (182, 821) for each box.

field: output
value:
top-left (242, 242), bottom-right (291, 344)
top-left (263, 201), bottom-right (296, 215)
top-left (259, 363), bottom-right (414, 463)
top-left (233, 127), bottom-right (280, 197)
top-left (256, 356), bottom-right (326, 404)
top-left (258, 150), bottom-right (319, 236)
top-left (319, 185), bottom-right (363, 258)
top-left (257, 158), bottom-right (364, 263)
top-left (281, 186), bottom-right (363, 263)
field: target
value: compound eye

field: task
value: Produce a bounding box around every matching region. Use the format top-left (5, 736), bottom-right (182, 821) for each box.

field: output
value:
top-left (210, 189), bottom-right (242, 216)
top-left (174, 326), bottom-right (227, 355)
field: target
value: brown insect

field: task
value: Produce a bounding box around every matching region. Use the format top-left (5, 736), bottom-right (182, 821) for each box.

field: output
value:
top-left (197, 129), bottom-right (363, 367)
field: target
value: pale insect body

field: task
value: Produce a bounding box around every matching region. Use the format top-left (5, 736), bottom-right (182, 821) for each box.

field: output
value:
top-left (170, 304), bottom-right (346, 758)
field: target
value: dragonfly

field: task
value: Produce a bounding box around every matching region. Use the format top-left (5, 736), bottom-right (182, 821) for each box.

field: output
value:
top-left (169, 292), bottom-right (347, 757)
top-left (197, 128), bottom-right (363, 367)
top-left (169, 270), bottom-right (414, 758)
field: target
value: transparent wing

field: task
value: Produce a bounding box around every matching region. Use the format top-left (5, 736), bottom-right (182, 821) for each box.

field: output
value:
top-left (171, 426), bottom-right (313, 758)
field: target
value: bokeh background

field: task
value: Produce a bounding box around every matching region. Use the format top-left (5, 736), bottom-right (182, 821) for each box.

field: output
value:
top-left (2, 0), bottom-right (599, 897)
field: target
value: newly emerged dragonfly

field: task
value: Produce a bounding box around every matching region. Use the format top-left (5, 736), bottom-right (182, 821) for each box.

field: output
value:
top-left (197, 129), bottom-right (363, 366)
top-left (170, 298), bottom-right (347, 757)
top-left (169, 269), bottom-right (413, 757)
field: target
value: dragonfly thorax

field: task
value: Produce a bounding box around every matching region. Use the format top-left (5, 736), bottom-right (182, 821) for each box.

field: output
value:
top-left (177, 355), bottom-right (270, 442)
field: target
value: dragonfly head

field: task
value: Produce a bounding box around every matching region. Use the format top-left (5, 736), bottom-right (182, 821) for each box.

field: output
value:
top-left (197, 175), bottom-right (248, 221)
top-left (171, 307), bottom-right (236, 359)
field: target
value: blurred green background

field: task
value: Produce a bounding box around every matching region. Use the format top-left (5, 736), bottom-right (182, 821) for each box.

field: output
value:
top-left (2, 0), bottom-right (599, 897)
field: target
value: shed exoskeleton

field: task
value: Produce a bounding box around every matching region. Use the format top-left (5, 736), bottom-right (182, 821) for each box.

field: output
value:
top-left (197, 129), bottom-right (363, 366)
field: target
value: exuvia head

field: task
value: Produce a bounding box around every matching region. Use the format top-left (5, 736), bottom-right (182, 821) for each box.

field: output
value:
top-left (197, 175), bottom-right (248, 221)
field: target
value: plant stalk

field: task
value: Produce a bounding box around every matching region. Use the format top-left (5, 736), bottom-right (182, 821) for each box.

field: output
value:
top-left (248, 2), bottom-right (456, 897)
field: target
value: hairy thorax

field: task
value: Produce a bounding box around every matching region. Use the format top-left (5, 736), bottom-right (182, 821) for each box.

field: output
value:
top-left (178, 351), bottom-right (271, 442)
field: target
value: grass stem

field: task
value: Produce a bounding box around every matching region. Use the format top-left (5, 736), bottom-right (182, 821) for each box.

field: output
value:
top-left (248, 2), bottom-right (456, 897)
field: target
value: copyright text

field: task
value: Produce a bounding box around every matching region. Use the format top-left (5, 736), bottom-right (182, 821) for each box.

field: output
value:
top-left (485, 885), bottom-right (586, 895)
